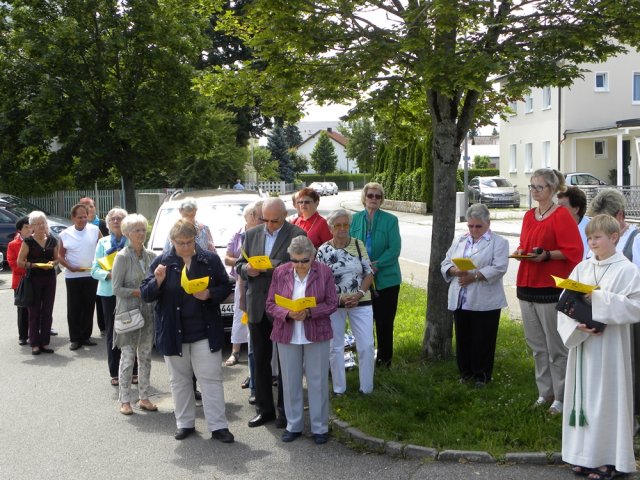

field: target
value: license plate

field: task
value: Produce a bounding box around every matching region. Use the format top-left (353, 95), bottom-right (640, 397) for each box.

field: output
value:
top-left (220, 303), bottom-right (234, 315)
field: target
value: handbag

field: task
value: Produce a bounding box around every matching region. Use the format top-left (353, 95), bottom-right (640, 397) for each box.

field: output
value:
top-left (14, 268), bottom-right (34, 307)
top-left (555, 289), bottom-right (606, 333)
top-left (114, 308), bottom-right (145, 334)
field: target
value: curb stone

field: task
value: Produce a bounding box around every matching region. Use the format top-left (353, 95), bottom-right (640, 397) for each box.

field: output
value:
top-left (330, 417), bottom-right (562, 466)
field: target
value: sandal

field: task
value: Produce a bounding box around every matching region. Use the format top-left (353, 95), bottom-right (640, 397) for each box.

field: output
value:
top-left (587, 465), bottom-right (624, 480)
top-left (572, 465), bottom-right (592, 476)
top-left (225, 351), bottom-right (240, 366)
top-left (132, 375), bottom-right (138, 385)
top-left (138, 400), bottom-right (158, 412)
top-left (110, 377), bottom-right (119, 386)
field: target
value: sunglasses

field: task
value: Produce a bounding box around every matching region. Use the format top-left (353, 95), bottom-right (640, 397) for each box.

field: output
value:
top-left (366, 193), bottom-right (382, 200)
top-left (259, 218), bottom-right (282, 224)
top-left (297, 200), bottom-right (313, 205)
top-left (290, 258), bottom-right (311, 264)
top-left (467, 224), bottom-right (484, 229)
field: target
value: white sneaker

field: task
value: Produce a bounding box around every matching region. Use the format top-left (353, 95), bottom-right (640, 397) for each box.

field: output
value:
top-left (549, 400), bottom-right (563, 415)
top-left (534, 396), bottom-right (547, 407)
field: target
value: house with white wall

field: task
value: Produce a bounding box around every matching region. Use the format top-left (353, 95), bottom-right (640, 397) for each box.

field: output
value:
top-left (499, 46), bottom-right (640, 202)
top-left (295, 128), bottom-right (357, 173)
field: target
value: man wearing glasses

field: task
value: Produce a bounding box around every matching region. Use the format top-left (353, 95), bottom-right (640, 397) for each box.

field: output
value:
top-left (235, 197), bottom-right (306, 428)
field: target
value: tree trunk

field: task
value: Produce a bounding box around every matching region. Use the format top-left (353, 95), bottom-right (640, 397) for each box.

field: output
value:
top-left (422, 119), bottom-right (461, 360)
top-left (122, 173), bottom-right (137, 213)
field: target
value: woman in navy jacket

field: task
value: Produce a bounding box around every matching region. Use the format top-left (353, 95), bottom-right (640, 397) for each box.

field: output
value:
top-left (141, 220), bottom-right (234, 443)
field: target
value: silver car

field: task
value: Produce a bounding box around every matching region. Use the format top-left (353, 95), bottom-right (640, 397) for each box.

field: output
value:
top-left (467, 176), bottom-right (520, 208)
top-left (322, 182), bottom-right (339, 195)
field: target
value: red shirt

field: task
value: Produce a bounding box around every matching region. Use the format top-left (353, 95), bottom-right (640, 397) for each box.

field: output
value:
top-left (291, 212), bottom-right (332, 249)
top-left (516, 206), bottom-right (584, 288)
top-left (7, 233), bottom-right (26, 290)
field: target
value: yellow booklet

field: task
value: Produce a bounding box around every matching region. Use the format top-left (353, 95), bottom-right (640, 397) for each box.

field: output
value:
top-left (274, 294), bottom-right (317, 312)
top-left (97, 251), bottom-right (117, 271)
top-left (452, 258), bottom-right (476, 271)
top-left (551, 275), bottom-right (599, 293)
top-left (33, 262), bottom-right (54, 269)
top-left (181, 265), bottom-right (209, 294)
top-left (241, 249), bottom-right (273, 270)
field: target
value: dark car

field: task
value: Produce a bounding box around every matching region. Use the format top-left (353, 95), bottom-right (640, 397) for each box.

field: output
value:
top-left (0, 193), bottom-right (71, 265)
top-left (467, 176), bottom-right (520, 208)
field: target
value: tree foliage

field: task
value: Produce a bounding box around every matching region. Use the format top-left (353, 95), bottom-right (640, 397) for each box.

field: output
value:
top-left (267, 124), bottom-right (295, 182)
top-left (340, 119), bottom-right (376, 173)
top-left (473, 155), bottom-right (491, 169)
top-left (310, 131), bottom-right (338, 175)
top-left (196, 0), bottom-right (637, 358)
top-left (251, 146), bottom-right (280, 180)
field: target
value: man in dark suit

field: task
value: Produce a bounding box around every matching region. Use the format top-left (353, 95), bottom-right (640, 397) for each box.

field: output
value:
top-left (236, 197), bottom-right (306, 428)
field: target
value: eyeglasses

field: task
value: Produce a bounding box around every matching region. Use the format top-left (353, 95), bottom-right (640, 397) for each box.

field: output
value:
top-left (174, 240), bottom-right (195, 247)
top-left (259, 218), bottom-right (282, 224)
top-left (332, 223), bottom-right (350, 229)
top-left (290, 258), bottom-right (311, 264)
top-left (297, 200), bottom-right (313, 205)
top-left (366, 193), bottom-right (382, 200)
top-left (528, 184), bottom-right (547, 192)
top-left (467, 224), bottom-right (484, 229)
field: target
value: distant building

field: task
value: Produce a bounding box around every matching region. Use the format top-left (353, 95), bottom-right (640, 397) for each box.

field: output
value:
top-left (297, 121), bottom-right (341, 141)
top-left (295, 127), bottom-right (356, 173)
top-left (459, 135), bottom-right (500, 168)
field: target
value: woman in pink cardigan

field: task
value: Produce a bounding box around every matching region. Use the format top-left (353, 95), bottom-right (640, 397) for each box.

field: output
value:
top-left (266, 236), bottom-right (338, 445)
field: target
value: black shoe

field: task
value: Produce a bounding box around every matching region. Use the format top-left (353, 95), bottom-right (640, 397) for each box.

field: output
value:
top-left (248, 395), bottom-right (256, 405)
top-left (281, 430), bottom-right (302, 442)
top-left (194, 390), bottom-right (202, 401)
top-left (19, 338), bottom-right (28, 346)
top-left (241, 377), bottom-right (251, 389)
top-left (31, 348), bottom-right (41, 356)
top-left (81, 339), bottom-right (97, 346)
top-left (50, 329), bottom-right (58, 336)
top-left (69, 342), bottom-right (82, 351)
top-left (313, 433), bottom-right (329, 445)
top-left (248, 412), bottom-right (276, 428)
top-left (174, 427), bottom-right (196, 440)
top-left (275, 415), bottom-right (287, 429)
top-left (211, 428), bottom-right (234, 443)
top-left (40, 347), bottom-right (54, 354)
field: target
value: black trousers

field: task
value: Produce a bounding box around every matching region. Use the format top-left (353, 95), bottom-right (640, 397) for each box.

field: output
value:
top-left (96, 296), bottom-right (105, 332)
top-left (372, 284), bottom-right (400, 367)
top-left (66, 277), bottom-right (98, 343)
top-left (15, 293), bottom-right (28, 341)
top-left (453, 308), bottom-right (501, 383)
top-left (249, 315), bottom-right (283, 416)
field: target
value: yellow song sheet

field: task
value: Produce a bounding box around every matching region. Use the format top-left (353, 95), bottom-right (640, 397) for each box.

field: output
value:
top-left (451, 258), bottom-right (476, 271)
top-left (509, 253), bottom-right (536, 259)
top-left (274, 294), bottom-right (317, 312)
top-left (33, 263), bottom-right (54, 269)
top-left (551, 275), bottom-right (599, 293)
top-left (241, 249), bottom-right (273, 270)
top-left (181, 265), bottom-right (209, 294)
top-left (97, 251), bottom-right (117, 271)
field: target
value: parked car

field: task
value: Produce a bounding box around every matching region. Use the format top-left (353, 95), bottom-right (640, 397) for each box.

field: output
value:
top-left (322, 182), bottom-right (339, 195)
top-left (467, 176), bottom-right (520, 208)
top-left (147, 189), bottom-right (267, 332)
top-left (564, 172), bottom-right (607, 186)
top-left (0, 193), bottom-right (71, 266)
top-left (308, 182), bottom-right (328, 196)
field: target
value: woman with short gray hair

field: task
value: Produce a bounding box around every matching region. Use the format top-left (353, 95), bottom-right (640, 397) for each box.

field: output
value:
top-left (441, 204), bottom-right (509, 387)
top-left (317, 208), bottom-right (375, 395)
top-left (163, 197), bottom-right (215, 252)
top-left (266, 235), bottom-right (338, 444)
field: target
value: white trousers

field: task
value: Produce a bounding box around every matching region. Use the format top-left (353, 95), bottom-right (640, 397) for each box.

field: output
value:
top-left (164, 339), bottom-right (228, 432)
top-left (329, 306), bottom-right (375, 394)
top-left (278, 341), bottom-right (330, 435)
top-left (230, 284), bottom-right (248, 344)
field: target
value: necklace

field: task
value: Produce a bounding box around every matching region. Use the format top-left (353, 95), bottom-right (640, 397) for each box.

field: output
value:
top-left (537, 203), bottom-right (555, 220)
top-left (593, 263), bottom-right (613, 286)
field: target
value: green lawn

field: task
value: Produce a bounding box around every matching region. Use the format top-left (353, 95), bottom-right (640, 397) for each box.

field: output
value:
top-left (332, 283), bottom-right (562, 456)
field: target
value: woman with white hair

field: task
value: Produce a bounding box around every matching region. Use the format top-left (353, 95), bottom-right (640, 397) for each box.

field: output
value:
top-left (17, 211), bottom-right (59, 355)
top-left (163, 197), bottom-right (215, 252)
top-left (112, 214), bottom-right (157, 415)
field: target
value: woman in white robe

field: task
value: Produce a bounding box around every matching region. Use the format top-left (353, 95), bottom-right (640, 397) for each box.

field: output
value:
top-left (559, 245), bottom-right (640, 475)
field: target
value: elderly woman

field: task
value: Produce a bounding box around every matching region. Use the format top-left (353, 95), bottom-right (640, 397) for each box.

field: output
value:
top-left (349, 182), bottom-right (401, 368)
top-left (17, 211), bottom-right (59, 355)
top-left (557, 187), bottom-right (589, 259)
top-left (266, 236), bottom-right (338, 444)
top-left (163, 197), bottom-right (215, 252)
top-left (441, 204), bottom-right (509, 387)
top-left (91, 207), bottom-right (136, 386)
top-left (317, 208), bottom-right (375, 395)
top-left (141, 220), bottom-right (234, 443)
top-left (112, 214), bottom-right (156, 415)
top-left (291, 187), bottom-right (332, 248)
top-left (224, 201), bottom-right (263, 367)
top-left (515, 168), bottom-right (583, 415)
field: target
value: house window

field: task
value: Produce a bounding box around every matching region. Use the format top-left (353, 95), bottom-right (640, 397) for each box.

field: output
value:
top-left (542, 87), bottom-right (551, 109)
top-left (595, 72), bottom-right (609, 92)
top-left (542, 141), bottom-right (551, 168)
top-left (594, 140), bottom-right (607, 158)
top-left (524, 143), bottom-right (533, 172)
top-left (508, 100), bottom-right (517, 116)
top-left (525, 94), bottom-right (533, 113)
top-left (633, 72), bottom-right (640, 104)
top-left (509, 144), bottom-right (517, 172)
